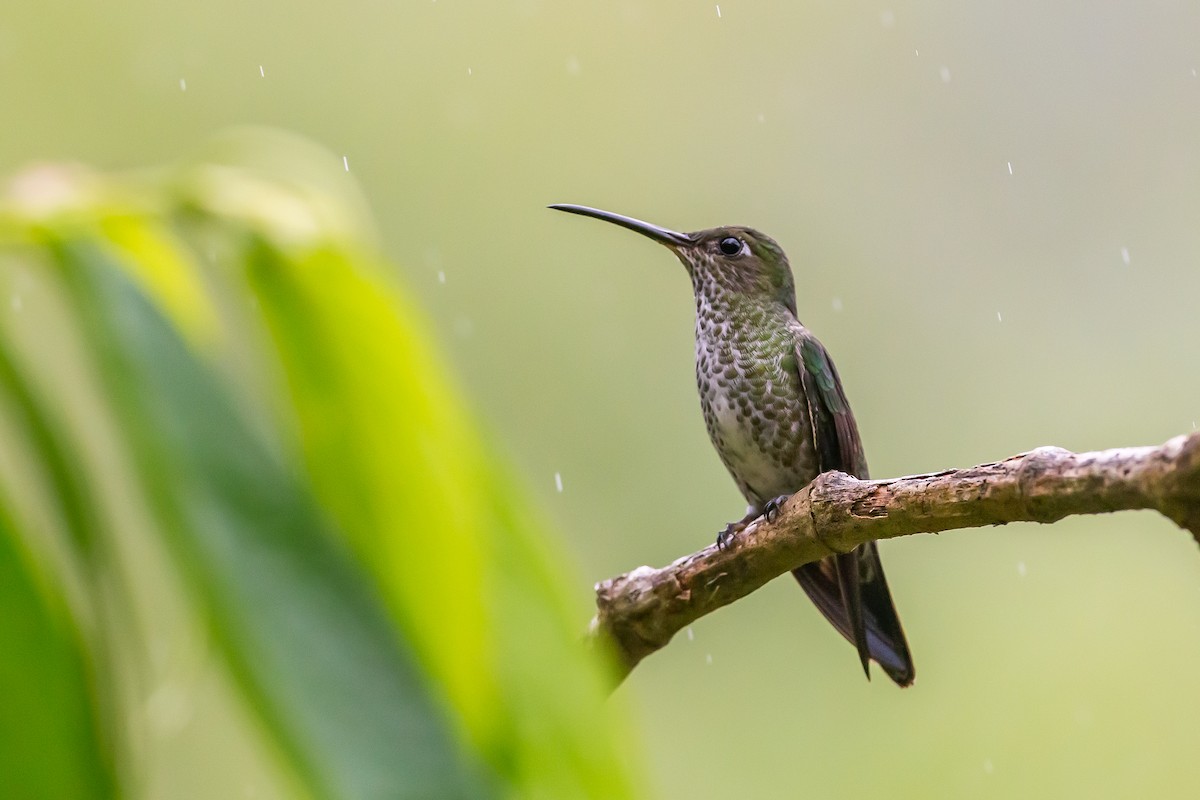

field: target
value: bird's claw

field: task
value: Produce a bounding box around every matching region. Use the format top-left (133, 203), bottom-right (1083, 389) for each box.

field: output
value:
top-left (763, 494), bottom-right (791, 524)
top-left (716, 522), bottom-right (744, 550)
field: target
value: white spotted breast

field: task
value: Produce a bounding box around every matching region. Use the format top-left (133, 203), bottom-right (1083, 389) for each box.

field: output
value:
top-left (693, 301), bottom-right (818, 507)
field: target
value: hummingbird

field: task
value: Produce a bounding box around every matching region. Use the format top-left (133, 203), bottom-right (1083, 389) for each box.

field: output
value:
top-left (550, 204), bottom-right (914, 686)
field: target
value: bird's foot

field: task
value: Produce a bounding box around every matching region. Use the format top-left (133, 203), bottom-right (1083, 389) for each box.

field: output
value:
top-left (716, 521), bottom-right (746, 550)
top-left (762, 494), bottom-right (792, 524)
top-left (716, 505), bottom-right (766, 549)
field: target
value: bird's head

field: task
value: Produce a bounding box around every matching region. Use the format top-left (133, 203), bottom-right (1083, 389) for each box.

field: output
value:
top-left (550, 204), bottom-right (797, 313)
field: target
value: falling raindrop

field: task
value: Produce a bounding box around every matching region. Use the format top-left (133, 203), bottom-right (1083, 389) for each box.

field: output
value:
top-left (259, 65), bottom-right (265, 77)
top-left (715, 4), bottom-right (721, 18)
top-left (1120, 247), bottom-right (1130, 265)
top-left (554, 472), bottom-right (563, 492)
top-left (1007, 161), bottom-right (1013, 175)
top-left (437, 270), bottom-right (446, 284)
top-left (687, 627), bottom-right (694, 641)
top-left (997, 311), bottom-right (1002, 322)
top-left (343, 155), bottom-right (350, 172)
top-left (179, 78), bottom-right (187, 91)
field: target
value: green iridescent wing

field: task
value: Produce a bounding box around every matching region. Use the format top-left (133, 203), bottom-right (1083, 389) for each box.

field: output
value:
top-left (793, 333), bottom-right (915, 686)
top-left (798, 336), bottom-right (868, 477)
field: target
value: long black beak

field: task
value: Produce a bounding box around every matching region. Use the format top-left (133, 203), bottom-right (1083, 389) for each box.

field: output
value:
top-left (548, 204), bottom-right (694, 247)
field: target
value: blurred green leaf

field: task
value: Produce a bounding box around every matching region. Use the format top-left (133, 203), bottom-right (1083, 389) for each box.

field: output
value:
top-left (0, 140), bottom-right (641, 800)
top-left (0, 493), bottom-right (117, 799)
top-left (244, 238), bottom-right (636, 799)
top-left (47, 231), bottom-right (489, 800)
top-left (0, 305), bottom-right (135, 796)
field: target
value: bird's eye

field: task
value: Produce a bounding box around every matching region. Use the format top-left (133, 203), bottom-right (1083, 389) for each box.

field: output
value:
top-left (718, 237), bottom-right (744, 256)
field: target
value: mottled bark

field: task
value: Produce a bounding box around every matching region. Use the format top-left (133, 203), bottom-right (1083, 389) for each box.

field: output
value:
top-left (591, 432), bottom-right (1200, 683)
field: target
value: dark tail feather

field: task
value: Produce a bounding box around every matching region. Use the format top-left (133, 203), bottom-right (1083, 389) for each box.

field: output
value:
top-left (793, 542), bottom-right (915, 687)
top-left (832, 551), bottom-right (870, 679)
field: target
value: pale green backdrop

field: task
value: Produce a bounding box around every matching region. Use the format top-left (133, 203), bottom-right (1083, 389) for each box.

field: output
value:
top-left (3, 1), bottom-right (1200, 797)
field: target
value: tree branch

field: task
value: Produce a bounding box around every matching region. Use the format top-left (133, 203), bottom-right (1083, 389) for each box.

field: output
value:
top-left (591, 432), bottom-right (1200, 683)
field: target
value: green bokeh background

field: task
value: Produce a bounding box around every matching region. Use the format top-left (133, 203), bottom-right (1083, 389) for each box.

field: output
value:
top-left (4, 1), bottom-right (1200, 797)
